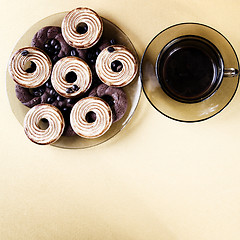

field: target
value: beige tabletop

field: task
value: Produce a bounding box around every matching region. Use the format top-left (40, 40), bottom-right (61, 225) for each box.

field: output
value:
top-left (1, 0), bottom-right (240, 239)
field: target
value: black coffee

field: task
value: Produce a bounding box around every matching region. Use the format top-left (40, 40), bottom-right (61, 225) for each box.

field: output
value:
top-left (157, 36), bottom-right (224, 103)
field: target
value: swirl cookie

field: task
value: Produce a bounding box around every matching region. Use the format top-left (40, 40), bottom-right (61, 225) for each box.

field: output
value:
top-left (70, 97), bottom-right (112, 138)
top-left (51, 56), bottom-right (92, 98)
top-left (89, 84), bottom-right (127, 122)
top-left (24, 104), bottom-right (65, 145)
top-left (62, 7), bottom-right (103, 49)
top-left (9, 47), bottom-right (52, 88)
top-left (95, 45), bottom-right (138, 87)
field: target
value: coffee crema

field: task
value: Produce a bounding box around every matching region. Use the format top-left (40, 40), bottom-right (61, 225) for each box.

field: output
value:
top-left (156, 36), bottom-right (224, 103)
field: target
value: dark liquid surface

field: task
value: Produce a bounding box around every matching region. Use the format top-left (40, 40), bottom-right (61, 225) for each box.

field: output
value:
top-left (157, 37), bottom-right (223, 102)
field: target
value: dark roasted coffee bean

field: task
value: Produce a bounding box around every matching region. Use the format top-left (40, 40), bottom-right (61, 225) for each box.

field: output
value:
top-left (107, 47), bottom-right (115, 53)
top-left (56, 95), bottom-right (63, 101)
top-left (33, 91), bottom-right (42, 97)
top-left (62, 107), bottom-right (69, 112)
top-left (38, 87), bottom-right (45, 94)
top-left (47, 97), bottom-right (54, 103)
top-left (95, 49), bottom-right (101, 56)
top-left (21, 50), bottom-right (29, 56)
top-left (49, 89), bottom-right (57, 96)
top-left (70, 49), bottom-right (78, 57)
top-left (54, 44), bottom-right (61, 50)
top-left (67, 98), bottom-right (74, 104)
top-left (45, 81), bottom-right (52, 88)
top-left (72, 85), bottom-right (79, 91)
top-left (44, 42), bottom-right (50, 49)
top-left (66, 88), bottom-right (73, 93)
top-left (50, 39), bottom-right (57, 46)
top-left (111, 61), bottom-right (116, 68)
top-left (110, 39), bottom-right (116, 45)
top-left (111, 60), bottom-right (123, 72)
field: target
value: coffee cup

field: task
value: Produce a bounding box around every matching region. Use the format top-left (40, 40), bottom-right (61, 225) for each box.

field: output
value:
top-left (156, 35), bottom-right (238, 103)
top-left (140, 23), bottom-right (239, 122)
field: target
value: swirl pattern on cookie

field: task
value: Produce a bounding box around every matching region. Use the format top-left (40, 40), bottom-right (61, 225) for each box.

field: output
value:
top-left (24, 104), bottom-right (65, 145)
top-left (70, 97), bottom-right (112, 138)
top-left (51, 56), bottom-right (92, 98)
top-left (62, 7), bottom-right (103, 49)
top-left (9, 47), bottom-right (52, 88)
top-left (95, 45), bottom-right (138, 87)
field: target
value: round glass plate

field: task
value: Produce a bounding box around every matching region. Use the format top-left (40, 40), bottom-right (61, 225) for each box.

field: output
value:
top-left (6, 12), bottom-right (141, 148)
top-left (140, 23), bottom-right (239, 122)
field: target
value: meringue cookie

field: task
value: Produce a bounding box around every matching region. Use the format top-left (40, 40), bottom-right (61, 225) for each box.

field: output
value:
top-left (95, 45), bottom-right (138, 87)
top-left (9, 47), bottom-right (52, 88)
top-left (62, 7), bottom-right (103, 49)
top-left (51, 56), bottom-right (92, 98)
top-left (24, 104), bottom-right (65, 145)
top-left (70, 97), bottom-right (112, 138)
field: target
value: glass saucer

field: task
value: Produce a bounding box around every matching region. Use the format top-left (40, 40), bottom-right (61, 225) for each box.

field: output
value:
top-left (6, 12), bottom-right (141, 149)
top-left (140, 23), bottom-right (239, 122)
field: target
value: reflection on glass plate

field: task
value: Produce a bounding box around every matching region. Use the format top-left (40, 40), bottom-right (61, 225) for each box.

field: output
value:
top-left (6, 12), bottom-right (141, 149)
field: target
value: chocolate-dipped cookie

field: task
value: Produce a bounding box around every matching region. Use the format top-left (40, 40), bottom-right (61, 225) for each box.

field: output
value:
top-left (31, 26), bottom-right (72, 63)
top-left (15, 84), bottom-right (42, 108)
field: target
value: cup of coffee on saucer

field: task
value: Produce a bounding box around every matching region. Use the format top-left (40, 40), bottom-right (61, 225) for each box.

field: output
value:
top-left (140, 23), bottom-right (239, 122)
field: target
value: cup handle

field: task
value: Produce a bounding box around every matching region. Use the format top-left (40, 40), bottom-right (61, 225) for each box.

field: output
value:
top-left (223, 68), bottom-right (239, 77)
